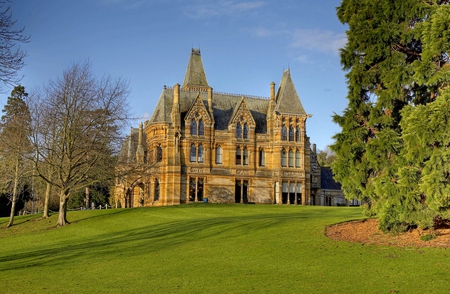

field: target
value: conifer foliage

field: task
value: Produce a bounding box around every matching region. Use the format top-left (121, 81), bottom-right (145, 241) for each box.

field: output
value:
top-left (332, 0), bottom-right (450, 232)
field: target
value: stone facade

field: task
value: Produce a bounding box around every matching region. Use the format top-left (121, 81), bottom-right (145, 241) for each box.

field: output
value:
top-left (115, 49), bottom-right (321, 207)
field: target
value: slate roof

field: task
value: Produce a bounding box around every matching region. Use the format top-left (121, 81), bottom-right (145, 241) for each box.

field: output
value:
top-left (275, 69), bottom-right (307, 115)
top-left (118, 127), bottom-right (147, 164)
top-left (149, 88), bottom-right (270, 133)
top-left (182, 49), bottom-right (209, 90)
top-left (320, 167), bottom-right (342, 190)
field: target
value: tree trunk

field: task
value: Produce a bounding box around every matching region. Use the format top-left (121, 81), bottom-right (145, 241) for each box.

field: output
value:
top-left (56, 191), bottom-right (70, 226)
top-left (42, 181), bottom-right (51, 218)
top-left (6, 158), bottom-right (20, 228)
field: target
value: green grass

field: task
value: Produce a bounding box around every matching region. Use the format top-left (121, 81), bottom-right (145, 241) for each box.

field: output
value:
top-left (1, 204), bottom-right (449, 293)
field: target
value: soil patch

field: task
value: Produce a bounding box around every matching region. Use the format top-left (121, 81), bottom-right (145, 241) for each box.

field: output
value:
top-left (325, 218), bottom-right (450, 248)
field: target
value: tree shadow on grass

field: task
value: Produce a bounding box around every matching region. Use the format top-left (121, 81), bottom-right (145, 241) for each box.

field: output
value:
top-left (0, 210), bottom-right (311, 272)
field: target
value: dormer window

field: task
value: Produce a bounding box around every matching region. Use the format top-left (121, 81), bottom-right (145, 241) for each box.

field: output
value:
top-left (236, 123), bottom-right (242, 139)
top-left (198, 119), bottom-right (204, 135)
top-left (191, 119), bottom-right (197, 135)
top-left (243, 123), bottom-right (249, 139)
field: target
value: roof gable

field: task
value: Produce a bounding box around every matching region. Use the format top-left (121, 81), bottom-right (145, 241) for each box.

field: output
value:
top-left (229, 97), bottom-right (256, 127)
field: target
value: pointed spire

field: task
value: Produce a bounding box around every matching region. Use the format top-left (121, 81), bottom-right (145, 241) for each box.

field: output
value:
top-left (182, 48), bottom-right (209, 91)
top-left (274, 69), bottom-right (307, 115)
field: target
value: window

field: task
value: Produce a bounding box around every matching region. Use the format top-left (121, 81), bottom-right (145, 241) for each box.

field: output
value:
top-left (289, 149), bottom-right (294, 167)
top-left (157, 145), bottom-right (162, 162)
top-left (198, 119), bottom-right (204, 136)
top-left (198, 144), bottom-right (203, 163)
top-left (243, 123), bottom-right (249, 139)
top-left (190, 144), bottom-right (196, 162)
top-left (295, 150), bottom-right (301, 167)
top-left (216, 145), bottom-right (222, 164)
top-left (236, 147), bottom-right (242, 165)
top-left (191, 119), bottom-right (197, 135)
top-left (243, 147), bottom-right (249, 165)
top-left (259, 149), bottom-right (265, 167)
top-left (281, 148), bottom-right (287, 167)
top-left (236, 123), bottom-right (242, 139)
top-left (281, 125), bottom-right (287, 141)
top-left (289, 126), bottom-right (294, 141)
top-left (296, 126), bottom-right (301, 142)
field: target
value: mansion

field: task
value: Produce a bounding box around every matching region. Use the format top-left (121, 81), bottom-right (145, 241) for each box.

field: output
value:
top-left (115, 49), bottom-right (346, 207)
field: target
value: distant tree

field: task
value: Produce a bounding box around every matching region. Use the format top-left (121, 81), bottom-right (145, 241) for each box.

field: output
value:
top-left (0, 85), bottom-right (32, 227)
top-left (316, 146), bottom-right (336, 167)
top-left (332, 1), bottom-right (450, 232)
top-left (29, 61), bottom-right (130, 226)
top-left (0, 1), bottom-right (29, 92)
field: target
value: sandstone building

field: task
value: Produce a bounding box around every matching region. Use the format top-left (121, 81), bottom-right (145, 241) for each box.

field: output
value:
top-left (115, 49), bottom-right (322, 207)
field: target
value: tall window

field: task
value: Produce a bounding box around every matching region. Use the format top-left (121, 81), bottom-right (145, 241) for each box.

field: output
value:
top-left (259, 149), bottom-right (265, 167)
top-left (191, 119), bottom-right (197, 135)
top-left (216, 145), bottom-right (222, 164)
top-left (296, 126), bottom-right (301, 141)
top-left (236, 147), bottom-right (242, 165)
top-left (190, 144), bottom-right (196, 162)
top-left (243, 123), bottom-right (249, 139)
top-left (198, 144), bottom-right (203, 163)
top-left (243, 147), bottom-right (249, 165)
top-left (198, 119), bottom-right (204, 136)
top-left (289, 149), bottom-right (294, 167)
top-left (281, 125), bottom-right (287, 141)
top-left (157, 145), bottom-right (162, 162)
top-left (236, 123), bottom-right (242, 139)
top-left (295, 150), bottom-right (301, 167)
top-left (281, 148), bottom-right (287, 167)
top-left (289, 126), bottom-right (294, 141)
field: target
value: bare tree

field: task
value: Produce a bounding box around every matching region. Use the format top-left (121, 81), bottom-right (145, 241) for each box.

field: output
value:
top-left (29, 61), bottom-right (130, 226)
top-left (0, 1), bottom-right (29, 92)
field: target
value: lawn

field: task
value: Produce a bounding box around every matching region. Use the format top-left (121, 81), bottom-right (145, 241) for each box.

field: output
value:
top-left (1, 204), bottom-right (449, 293)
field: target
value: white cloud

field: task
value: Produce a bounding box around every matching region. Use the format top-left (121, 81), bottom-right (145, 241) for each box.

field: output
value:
top-left (183, 1), bottom-right (266, 19)
top-left (290, 29), bottom-right (346, 56)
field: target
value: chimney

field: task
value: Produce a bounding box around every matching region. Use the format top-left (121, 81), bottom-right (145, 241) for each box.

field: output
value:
top-left (312, 143), bottom-right (316, 154)
top-left (208, 87), bottom-right (213, 115)
top-left (270, 82), bottom-right (275, 101)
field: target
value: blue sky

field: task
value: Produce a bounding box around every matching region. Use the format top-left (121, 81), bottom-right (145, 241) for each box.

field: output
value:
top-left (6, 0), bottom-right (348, 151)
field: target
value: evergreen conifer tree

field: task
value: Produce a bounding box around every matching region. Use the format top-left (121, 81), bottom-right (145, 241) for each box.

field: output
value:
top-left (332, 0), bottom-right (449, 232)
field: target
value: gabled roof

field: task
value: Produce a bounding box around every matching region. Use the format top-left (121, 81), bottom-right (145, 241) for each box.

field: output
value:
top-left (181, 49), bottom-right (209, 90)
top-left (228, 96), bottom-right (256, 127)
top-left (275, 69), bottom-right (307, 115)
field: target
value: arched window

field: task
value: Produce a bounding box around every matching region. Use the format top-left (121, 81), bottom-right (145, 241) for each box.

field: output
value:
top-left (216, 145), bottom-right (222, 164)
top-left (296, 126), bottom-right (301, 142)
top-left (281, 125), bottom-right (287, 141)
top-left (198, 119), bottom-right (204, 136)
top-left (198, 144), bottom-right (203, 163)
top-left (157, 145), bottom-right (162, 162)
top-left (191, 119), bottom-right (197, 135)
top-left (190, 144), bottom-right (196, 162)
top-left (243, 147), bottom-right (249, 165)
top-left (259, 149), bottom-right (265, 167)
top-left (236, 146), bottom-right (242, 165)
top-left (295, 150), bottom-right (301, 167)
top-left (243, 123), bottom-right (249, 139)
top-left (289, 149), bottom-right (294, 167)
top-left (236, 123), bottom-right (242, 139)
top-left (289, 126), bottom-right (294, 141)
top-left (281, 148), bottom-right (287, 167)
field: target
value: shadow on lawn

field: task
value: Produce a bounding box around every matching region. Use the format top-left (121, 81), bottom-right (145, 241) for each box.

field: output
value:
top-left (0, 209), bottom-right (314, 271)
